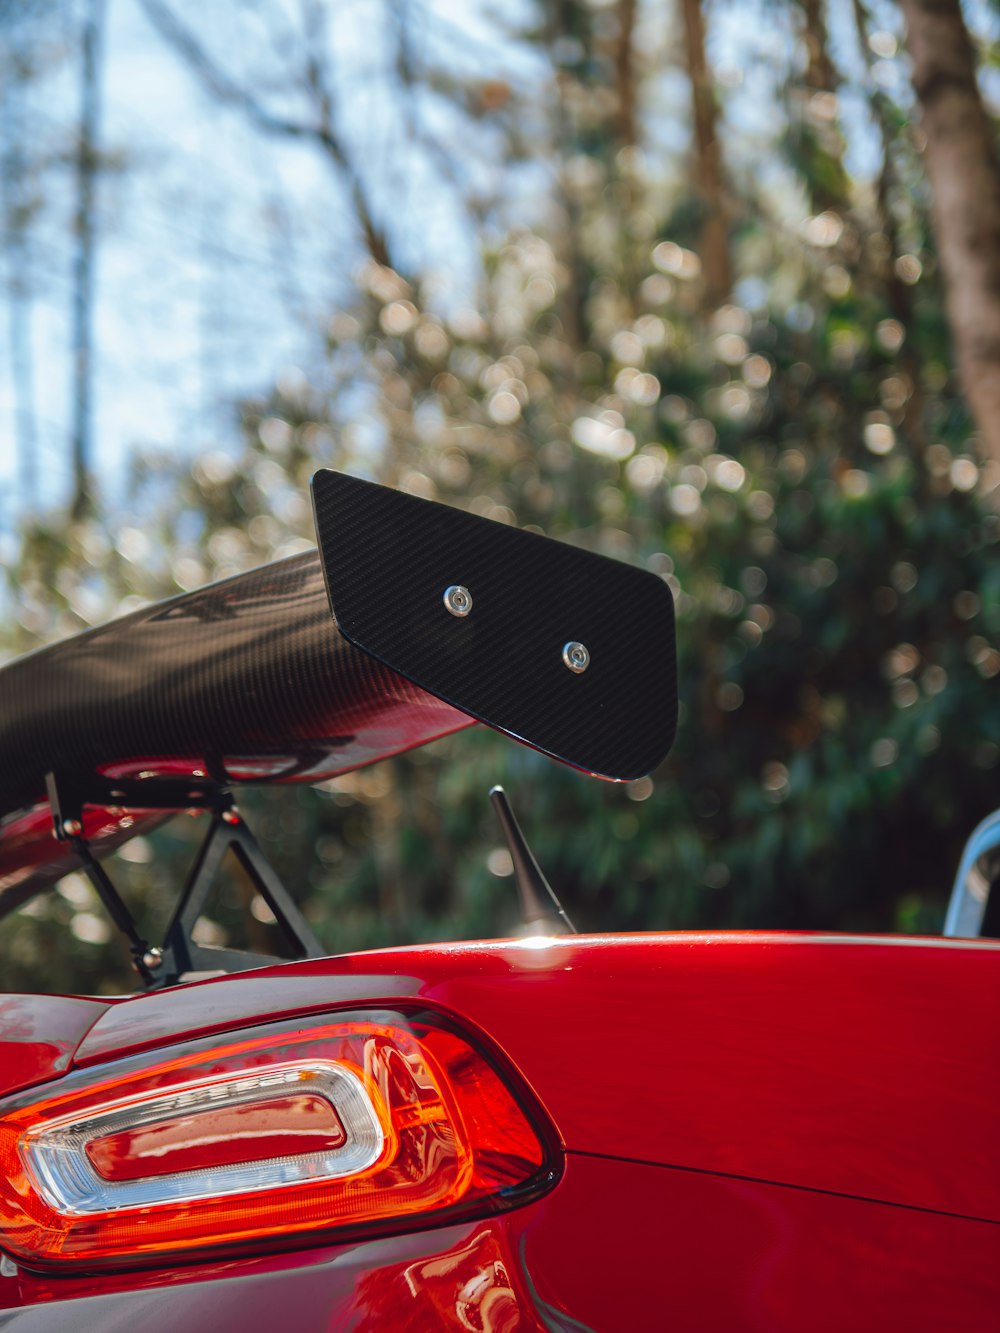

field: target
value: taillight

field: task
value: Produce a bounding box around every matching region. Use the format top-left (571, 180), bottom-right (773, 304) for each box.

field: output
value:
top-left (0, 1009), bottom-right (558, 1270)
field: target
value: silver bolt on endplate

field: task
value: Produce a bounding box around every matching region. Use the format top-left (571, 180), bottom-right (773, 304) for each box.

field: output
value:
top-left (562, 641), bottom-right (590, 673)
top-left (62, 818), bottom-right (83, 837)
top-left (443, 585), bottom-right (473, 617)
top-left (142, 947), bottom-right (164, 971)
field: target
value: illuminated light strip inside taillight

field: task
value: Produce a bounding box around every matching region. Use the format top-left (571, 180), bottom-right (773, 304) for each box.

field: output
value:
top-left (0, 1010), bottom-right (557, 1270)
top-left (23, 1062), bottom-right (381, 1213)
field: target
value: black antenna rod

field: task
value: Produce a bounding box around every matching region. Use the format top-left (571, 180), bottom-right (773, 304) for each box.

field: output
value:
top-left (489, 786), bottom-right (576, 935)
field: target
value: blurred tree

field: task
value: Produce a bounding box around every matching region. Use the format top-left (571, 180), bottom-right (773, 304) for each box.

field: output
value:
top-left (70, 0), bottom-right (106, 519)
top-left (1, 39), bottom-right (39, 506)
top-left (785, 0), bottom-right (850, 216)
top-left (679, 0), bottom-right (732, 305)
top-left (899, 0), bottom-right (1000, 462)
top-left (0, 1), bottom-right (66, 511)
top-left (615, 0), bottom-right (639, 148)
top-left (850, 0), bottom-right (928, 454)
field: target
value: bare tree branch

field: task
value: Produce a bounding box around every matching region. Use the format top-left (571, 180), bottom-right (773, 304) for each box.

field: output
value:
top-left (138, 0), bottom-right (393, 269)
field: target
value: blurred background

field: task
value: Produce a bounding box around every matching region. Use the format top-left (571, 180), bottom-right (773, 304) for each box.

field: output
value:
top-left (2, 0), bottom-right (1000, 992)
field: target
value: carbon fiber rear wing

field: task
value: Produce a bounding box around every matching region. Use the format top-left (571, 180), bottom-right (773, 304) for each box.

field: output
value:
top-left (0, 471), bottom-right (676, 910)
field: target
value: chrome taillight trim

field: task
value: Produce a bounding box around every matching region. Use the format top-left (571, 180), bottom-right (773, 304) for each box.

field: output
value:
top-left (20, 1060), bottom-right (385, 1216)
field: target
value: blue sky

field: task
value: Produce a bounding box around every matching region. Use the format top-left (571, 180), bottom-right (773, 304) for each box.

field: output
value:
top-left (0, 0), bottom-right (536, 521)
top-left (1, 0), bottom-right (995, 530)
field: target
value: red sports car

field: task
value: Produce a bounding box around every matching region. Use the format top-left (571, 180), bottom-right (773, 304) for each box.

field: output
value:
top-left (0, 471), bottom-right (997, 1330)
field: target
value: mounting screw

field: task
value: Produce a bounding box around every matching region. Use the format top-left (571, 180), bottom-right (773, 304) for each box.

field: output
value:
top-left (61, 818), bottom-right (83, 837)
top-left (142, 947), bottom-right (164, 971)
top-left (221, 808), bottom-right (240, 825)
top-left (562, 641), bottom-right (590, 674)
top-left (443, 585), bottom-right (473, 618)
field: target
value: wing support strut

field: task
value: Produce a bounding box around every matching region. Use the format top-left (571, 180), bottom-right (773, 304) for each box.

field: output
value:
top-left (45, 773), bottom-right (323, 989)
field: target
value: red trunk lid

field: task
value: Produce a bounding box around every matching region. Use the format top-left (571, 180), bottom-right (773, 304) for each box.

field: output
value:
top-left (19, 931), bottom-right (995, 1225)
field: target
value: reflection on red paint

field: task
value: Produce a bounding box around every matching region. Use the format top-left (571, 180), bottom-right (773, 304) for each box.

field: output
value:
top-left (86, 1094), bottom-right (348, 1183)
top-left (354, 1227), bottom-right (543, 1333)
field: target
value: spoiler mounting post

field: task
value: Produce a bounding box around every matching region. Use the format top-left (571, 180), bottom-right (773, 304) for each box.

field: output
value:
top-left (489, 785), bottom-right (576, 936)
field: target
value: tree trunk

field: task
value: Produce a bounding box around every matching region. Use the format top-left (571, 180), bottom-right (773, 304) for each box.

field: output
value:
top-left (796, 0), bottom-right (849, 214)
top-left (71, 0), bottom-right (106, 520)
top-left (678, 0), bottom-right (731, 308)
top-left (851, 0), bottom-right (927, 458)
top-left (1, 110), bottom-right (38, 508)
top-left (800, 0), bottom-right (837, 94)
top-left (615, 0), bottom-right (638, 149)
top-left (899, 0), bottom-right (1000, 460)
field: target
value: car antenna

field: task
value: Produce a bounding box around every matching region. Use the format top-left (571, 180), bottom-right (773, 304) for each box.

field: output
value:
top-left (489, 786), bottom-right (576, 935)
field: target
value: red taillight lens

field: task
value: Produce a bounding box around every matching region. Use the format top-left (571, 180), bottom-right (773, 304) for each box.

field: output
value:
top-left (0, 1010), bottom-right (557, 1269)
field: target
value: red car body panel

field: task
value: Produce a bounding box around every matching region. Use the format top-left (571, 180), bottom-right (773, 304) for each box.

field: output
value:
top-left (5, 1170), bottom-right (1000, 1332)
top-left (59, 933), bottom-right (1000, 1220)
top-left (0, 993), bottom-right (110, 1099)
top-left (2, 932), bottom-right (999, 1329)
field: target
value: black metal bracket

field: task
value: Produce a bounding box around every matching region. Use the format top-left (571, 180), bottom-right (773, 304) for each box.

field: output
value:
top-left (45, 773), bottom-right (323, 990)
top-left (155, 796), bottom-right (323, 986)
top-left (46, 773), bottom-right (162, 985)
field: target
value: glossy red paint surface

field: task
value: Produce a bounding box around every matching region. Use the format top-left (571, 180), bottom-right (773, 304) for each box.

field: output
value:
top-left (0, 1221), bottom-right (544, 1327)
top-left (527, 1153), bottom-right (1000, 1333)
top-left (71, 932), bottom-right (1000, 1222)
top-left (1, 1219), bottom-right (546, 1328)
top-left (3, 932), bottom-right (999, 1326)
top-left (4, 1151), bottom-right (999, 1329)
top-left (0, 992), bottom-right (109, 1099)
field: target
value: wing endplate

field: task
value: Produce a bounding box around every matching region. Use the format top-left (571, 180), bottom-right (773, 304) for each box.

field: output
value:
top-left (312, 470), bottom-right (677, 782)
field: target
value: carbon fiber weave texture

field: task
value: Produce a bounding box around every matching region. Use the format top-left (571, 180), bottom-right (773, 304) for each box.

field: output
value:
top-left (0, 551), bottom-right (468, 828)
top-left (313, 470), bottom-right (677, 781)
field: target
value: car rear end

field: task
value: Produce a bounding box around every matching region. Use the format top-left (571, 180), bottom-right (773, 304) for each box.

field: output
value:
top-left (2, 932), bottom-right (999, 1331)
